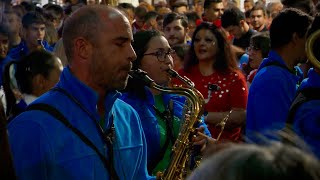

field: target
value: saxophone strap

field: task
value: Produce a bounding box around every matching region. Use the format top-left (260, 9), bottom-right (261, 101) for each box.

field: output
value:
top-left (148, 104), bottom-right (175, 173)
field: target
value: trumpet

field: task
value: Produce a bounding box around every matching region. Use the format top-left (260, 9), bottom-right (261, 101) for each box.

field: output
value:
top-left (306, 29), bottom-right (320, 70)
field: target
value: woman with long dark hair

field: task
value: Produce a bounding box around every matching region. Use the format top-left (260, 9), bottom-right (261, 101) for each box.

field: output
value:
top-left (176, 22), bottom-right (248, 142)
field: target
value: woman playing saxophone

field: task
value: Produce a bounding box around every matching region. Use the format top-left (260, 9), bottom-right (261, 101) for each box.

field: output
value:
top-left (120, 30), bottom-right (211, 176)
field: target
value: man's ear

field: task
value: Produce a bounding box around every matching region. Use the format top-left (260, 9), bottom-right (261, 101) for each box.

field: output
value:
top-left (32, 74), bottom-right (45, 96)
top-left (292, 32), bottom-right (300, 46)
top-left (74, 37), bottom-right (92, 60)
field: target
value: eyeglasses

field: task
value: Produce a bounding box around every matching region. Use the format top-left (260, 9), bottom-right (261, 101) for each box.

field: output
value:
top-left (144, 49), bottom-right (175, 62)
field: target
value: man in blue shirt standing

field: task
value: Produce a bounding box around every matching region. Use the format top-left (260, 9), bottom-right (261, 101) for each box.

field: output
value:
top-left (290, 15), bottom-right (320, 159)
top-left (8, 5), bottom-right (153, 180)
top-left (246, 8), bottom-right (312, 143)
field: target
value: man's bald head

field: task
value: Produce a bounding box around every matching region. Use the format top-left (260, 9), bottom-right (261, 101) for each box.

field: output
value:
top-left (62, 5), bottom-right (128, 63)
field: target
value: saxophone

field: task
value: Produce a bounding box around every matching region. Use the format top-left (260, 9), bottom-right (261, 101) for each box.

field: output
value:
top-left (129, 69), bottom-right (205, 180)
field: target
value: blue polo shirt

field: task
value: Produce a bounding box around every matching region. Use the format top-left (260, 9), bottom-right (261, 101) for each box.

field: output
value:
top-left (246, 50), bottom-right (302, 142)
top-left (293, 68), bottom-right (320, 159)
top-left (8, 67), bottom-right (154, 180)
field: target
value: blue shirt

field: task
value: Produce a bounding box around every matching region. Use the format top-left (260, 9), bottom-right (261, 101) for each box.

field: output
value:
top-left (246, 50), bottom-right (302, 142)
top-left (293, 68), bottom-right (320, 159)
top-left (8, 67), bottom-right (153, 180)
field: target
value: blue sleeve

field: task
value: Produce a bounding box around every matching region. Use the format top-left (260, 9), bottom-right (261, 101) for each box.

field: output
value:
top-left (8, 118), bottom-right (54, 180)
top-left (132, 111), bottom-right (156, 180)
top-left (246, 76), bottom-right (292, 142)
top-left (293, 101), bottom-right (320, 159)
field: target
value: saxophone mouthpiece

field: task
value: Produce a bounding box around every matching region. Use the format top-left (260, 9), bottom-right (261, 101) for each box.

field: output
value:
top-left (128, 69), bottom-right (155, 87)
top-left (166, 68), bottom-right (178, 78)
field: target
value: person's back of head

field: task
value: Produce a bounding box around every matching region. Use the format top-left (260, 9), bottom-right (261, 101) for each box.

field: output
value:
top-left (187, 143), bottom-right (320, 180)
top-left (62, 5), bottom-right (112, 64)
top-left (22, 11), bottom-right (46, 29)
top-left (221, 6), bottom-right (245, 28)
top-left (269, 8), bottom-right (312, 49)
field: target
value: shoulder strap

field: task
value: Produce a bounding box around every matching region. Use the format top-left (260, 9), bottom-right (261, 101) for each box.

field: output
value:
top-left (262, 61), bottom-right (296, 75)
top-left (148, 105), bottom-right (174, 173)
top-left (287, 87), bottom-right (320, 125)
top-left (25, 103), bottom-right (119, 180)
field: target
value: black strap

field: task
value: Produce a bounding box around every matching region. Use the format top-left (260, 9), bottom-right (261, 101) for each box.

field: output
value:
top-left (147, 104), bottom-right (175, 173)
top-left (26, 103), bottom-right (119, 180)
top-left (262, 61), bottom-right (297, 75)
top-left (287, 87), bottom-right (320, 125)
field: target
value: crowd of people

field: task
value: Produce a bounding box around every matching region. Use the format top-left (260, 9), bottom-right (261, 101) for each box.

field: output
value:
top-left (0, 0), bottom-right (320, 179)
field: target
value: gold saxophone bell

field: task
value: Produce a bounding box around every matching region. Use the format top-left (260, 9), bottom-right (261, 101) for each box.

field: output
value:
top-left (306, 29), bottom-right (320, 70)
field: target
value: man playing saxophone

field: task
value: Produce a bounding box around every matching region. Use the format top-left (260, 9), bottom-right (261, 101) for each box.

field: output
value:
top-left (120, 30), bottom-right (211, 177)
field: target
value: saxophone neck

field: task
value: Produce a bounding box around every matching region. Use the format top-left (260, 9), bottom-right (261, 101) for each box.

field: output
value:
top-left (166, 69), bottom-right (195, 88)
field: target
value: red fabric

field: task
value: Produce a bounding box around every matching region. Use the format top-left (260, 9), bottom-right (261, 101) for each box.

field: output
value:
top-left (196, 19), bottom-right (222, 28)
top-left (247, 69), bottom-right (258, 83)
top-left (173, 66), bottom-right (248, 141)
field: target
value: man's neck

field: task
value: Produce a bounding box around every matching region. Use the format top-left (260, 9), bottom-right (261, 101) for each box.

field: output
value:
top-left (256, 25), bottom-right (266, 32)
top-left (274, 48), bottom-right (297, 70)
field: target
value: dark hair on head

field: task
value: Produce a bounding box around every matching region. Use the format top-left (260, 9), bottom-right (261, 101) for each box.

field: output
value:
top-left (0, 26), bottom-right (9, 37)
top-left (118, 3), bottom-right (135, 11)
top-left (307, 13), bottom-right (320, 62)
top-left (184, 22), bottom-right (238, 73)
top-left (245, 9), bottom-right (252, 18)
top-left (281, 0), bottom-right (315, 15)
top-left (124, 30), bottom-right (163, 100)
top-left (17, 50), bottom-right (58, 94)
top-left (188, 142), bottom-right (320, 180)
top-left (44, 4), bottom-right (64, 20)
top-left (244, 0), bottom-right (254, 4)
top-left (221, 6), bottom-right (245, 28)
top-left (144, 11), bottom-right (159, 22)
top-left (204, 0), bottom-right (222, 9)
top-left (12, 4), bottom-right (27, 18)
top-left (251, 4), bottom-right (267, 17)
top-left (3, 50), bottom-right (58, 116)
top-left (132, 30), bottom-right (162, 69)
top-left (250, 31), bottom-right (270, 58)
top-left (135, 6), bottom-right (148, 19)
top-left (269, 8), bottom-right (312, 49)
top-left (172, 43), bottom-right (189, 60)
top-left (185, 12), bottom-right (201, 24)
top-left (22, 11), bottom-right (46, 28)
top-left (20, 1), bottom-right (36, 12)
top-left (163, 12), bottom-right (188, 29)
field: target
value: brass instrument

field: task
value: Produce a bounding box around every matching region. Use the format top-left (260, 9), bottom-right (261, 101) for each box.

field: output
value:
top-left (129, 69), bottom-right (205, 180)
top-left (306, 29), bottom-right (320, 70)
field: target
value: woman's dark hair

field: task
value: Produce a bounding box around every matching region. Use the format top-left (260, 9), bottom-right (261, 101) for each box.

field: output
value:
top-left (184, 22), bottom-right (238, 73)
top-left (250, 31), bottom-right (271, 58)
top-left (124, 30), bottom-right (162, 100)
top-left (3, 50), bottom-right (58, 116)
